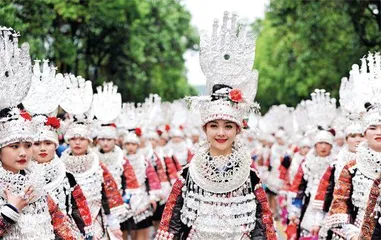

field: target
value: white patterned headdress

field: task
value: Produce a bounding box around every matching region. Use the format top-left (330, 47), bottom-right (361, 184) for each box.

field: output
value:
top-left (340, 53), bottom-right (381, 132)
top-left (22, 59), bottom-right (65, 145)
top-left (93, 82), bottom-right (121, 139)
top-left (0, 108), bottom-right (35, 148)
top-left (306, 89), bottom-right (337, 130)
top-left (0, 27), bottom-right (32, 109)
top-left (186, 12), bottom-right (259, 127)
top-left (60, 74), bottom-right (94, 141)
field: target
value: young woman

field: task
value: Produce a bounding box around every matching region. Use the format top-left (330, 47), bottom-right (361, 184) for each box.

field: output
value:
top-left (325, 104), bottom-right (381, 239)
top-left (156, 87), bottom-right (276, 239)
top-left (32, 115), bottom-right (93, 238)
top-left (123, 131), bottom-right (161, 240)
top-left (0, 108), bottom-right (76, 239)
top-left (288, 130), bottom-right (335, 238)
top-left (61, 118), bottom-right (129, 239)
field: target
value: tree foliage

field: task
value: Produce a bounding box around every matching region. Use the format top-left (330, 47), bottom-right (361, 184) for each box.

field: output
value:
top-left (0, 0), bottom-right (198, 102)
top-left (254, 0), bottom-right (381, 112)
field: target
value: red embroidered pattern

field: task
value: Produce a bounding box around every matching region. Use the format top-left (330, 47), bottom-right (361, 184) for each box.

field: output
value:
top-left (123, 158), bottom-right (140, 189)
top-left (158, 179), bottom-right (184, 232)
top-left (254, 184), bottom-right (277, 240)
top-left (329, 161), bottom-right (356, 217)
top-left (72, 184), bottom-right (92, 227)
top-left (164, 156), bottom-right (180, 181)
top-left (359, 177), bottom-right (381, 239)
top-left (315, 166), bottom-right (333, 203)
top-left (146, 161), bottom-right (162, 190)
top-left (100, 163), bottom-right (124, 209)
top-left (289, 162), bottom-right (305, 193)
top-left (48, 195), bottom-right (75, 240)
top-left (154, 154), bottom-right (169, 183)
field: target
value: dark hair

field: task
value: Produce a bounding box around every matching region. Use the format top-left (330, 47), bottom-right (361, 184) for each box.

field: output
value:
top-left (211, 84), bottom-right (232, 101)
top-left (365, 102), bottom-right (373, 112)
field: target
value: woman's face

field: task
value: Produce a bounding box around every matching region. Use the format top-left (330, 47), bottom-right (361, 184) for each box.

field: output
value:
top-left (32, 140), bottom-right (56, 163)
top-left (204, 119), bottom-right (239, 156)
top-left (346, 133), bottom-right (364, 153)
top-left (98, 138), bottom-right (116, 153)
top-left (315, 142), bottom-right (332, 157)
top-left (0, 142), bottom-right (32, 173)
top-left (125, 142), bottom-right (139, 155)
top-left (68, 137), bottom-right (89, 156)
top-left (365, 125), bottom-right (381, 152)
top-left (299, 146), bottom-right (311, 156)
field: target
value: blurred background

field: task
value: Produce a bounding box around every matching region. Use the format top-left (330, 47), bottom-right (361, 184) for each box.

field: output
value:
top-left (0, 0), bottom-right (380, 113)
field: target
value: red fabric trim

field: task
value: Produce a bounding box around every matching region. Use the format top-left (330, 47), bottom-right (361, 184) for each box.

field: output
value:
top-left (146, 161), bottom-right (161, 190)
top-left (48, 195), bottom-right (75, 239)
top-left (72, 184), bottom-right (92, 227)
top-left (279, 157), bottom-right (288, 181)
top-left (289, 162), bottom-right (305, 193)
top-left (158, 178), bottom-right (184, 232)
top-left (314, 166), bottom-right (333, 202)
top-left (359, 177), bottom-right (381, 239)
top-left (123, 158), bottom-right (140, 189)
top-left (254, 186), bottom-right (277, 240)
top-left (164, 156), bottom-right (180, 181)
top-left (0, 213), bottom-right (12, 236)
top-left (154, 153), bottom-right (169, 183)
top-left (100, 162), bottom-right (124, 209)
top-left (329, 160), bottom-right (356, 217)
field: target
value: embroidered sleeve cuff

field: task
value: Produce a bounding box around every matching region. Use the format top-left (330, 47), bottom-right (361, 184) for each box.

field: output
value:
top-left (0, 204), bottom-right (20, 224)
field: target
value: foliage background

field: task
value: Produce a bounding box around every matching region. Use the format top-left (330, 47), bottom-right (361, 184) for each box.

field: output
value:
top-left (254, 0), bottom-right (381, 112)
top-left (0, 0), bottom-right (198, 102)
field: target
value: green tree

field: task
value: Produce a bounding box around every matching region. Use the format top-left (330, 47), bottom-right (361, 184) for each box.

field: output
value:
top-left (0, 0), bottom-right (198, 102)
top-left (254, 0), bottom-right (380, 112)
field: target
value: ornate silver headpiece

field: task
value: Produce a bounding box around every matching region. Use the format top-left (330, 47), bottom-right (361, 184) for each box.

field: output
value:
top-left (306, 89), bottom-right (337, 130)
top-left (93, 82), bottom-right (121, 139)
top-left (60, 74), bottom-right (94, 141)
top-left (0, 27), bottom-right (32, 110)
top-left (23, 59), bottom-right (65, 114)
top-left (341, 53), bottom-right (381, 132)
top-left (186, 12), bottom-right (259, 127)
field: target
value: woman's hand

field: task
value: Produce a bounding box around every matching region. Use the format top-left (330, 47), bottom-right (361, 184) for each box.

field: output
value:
top-left (310, 225), bottom-right (320, 236)
top-left (4, 186), bottom-right (34, 211)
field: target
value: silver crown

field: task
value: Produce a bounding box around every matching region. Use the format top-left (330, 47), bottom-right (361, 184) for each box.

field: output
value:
top-left (93, 82), bottom-right (121, 124)
top-left (60, 74), bottom-right (93, 115)
top-left (306, 89), bottom-right (337, 130)
top-left (200, 11), bottom-right (258, 102)
top-left (0, 27), bottom-right (32, 109)
top-left (23, 59), bottom-right (65, 114)
top-left (186, 12), bottom-right (259, 127)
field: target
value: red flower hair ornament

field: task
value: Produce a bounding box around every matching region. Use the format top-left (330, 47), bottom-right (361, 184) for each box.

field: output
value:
top-left (228, 89), bottom-right (244, 103)
top-left (46, 117), bottom-right (61, 129)
top-left (135, 128), bottom-right (142, 137)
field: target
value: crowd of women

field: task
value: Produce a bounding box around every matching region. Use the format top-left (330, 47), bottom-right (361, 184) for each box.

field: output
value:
top-left (1, 11), bottom-right (381, 240)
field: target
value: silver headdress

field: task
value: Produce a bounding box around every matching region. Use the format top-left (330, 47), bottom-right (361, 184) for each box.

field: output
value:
top-left (304, 89), bottom-right (337, 145)
top-left (22, 59), bottom-right (65, 145)
top-left (186, 12), bottom-right (259, 127)
top-left (340, 53), bottom-right (381, 132)
top-left (60, 74), bottom-right (94, 141)
top-left (93, 82), bottom-right (121, 139)
top-left (0, 27), bottom-right (32, 110)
